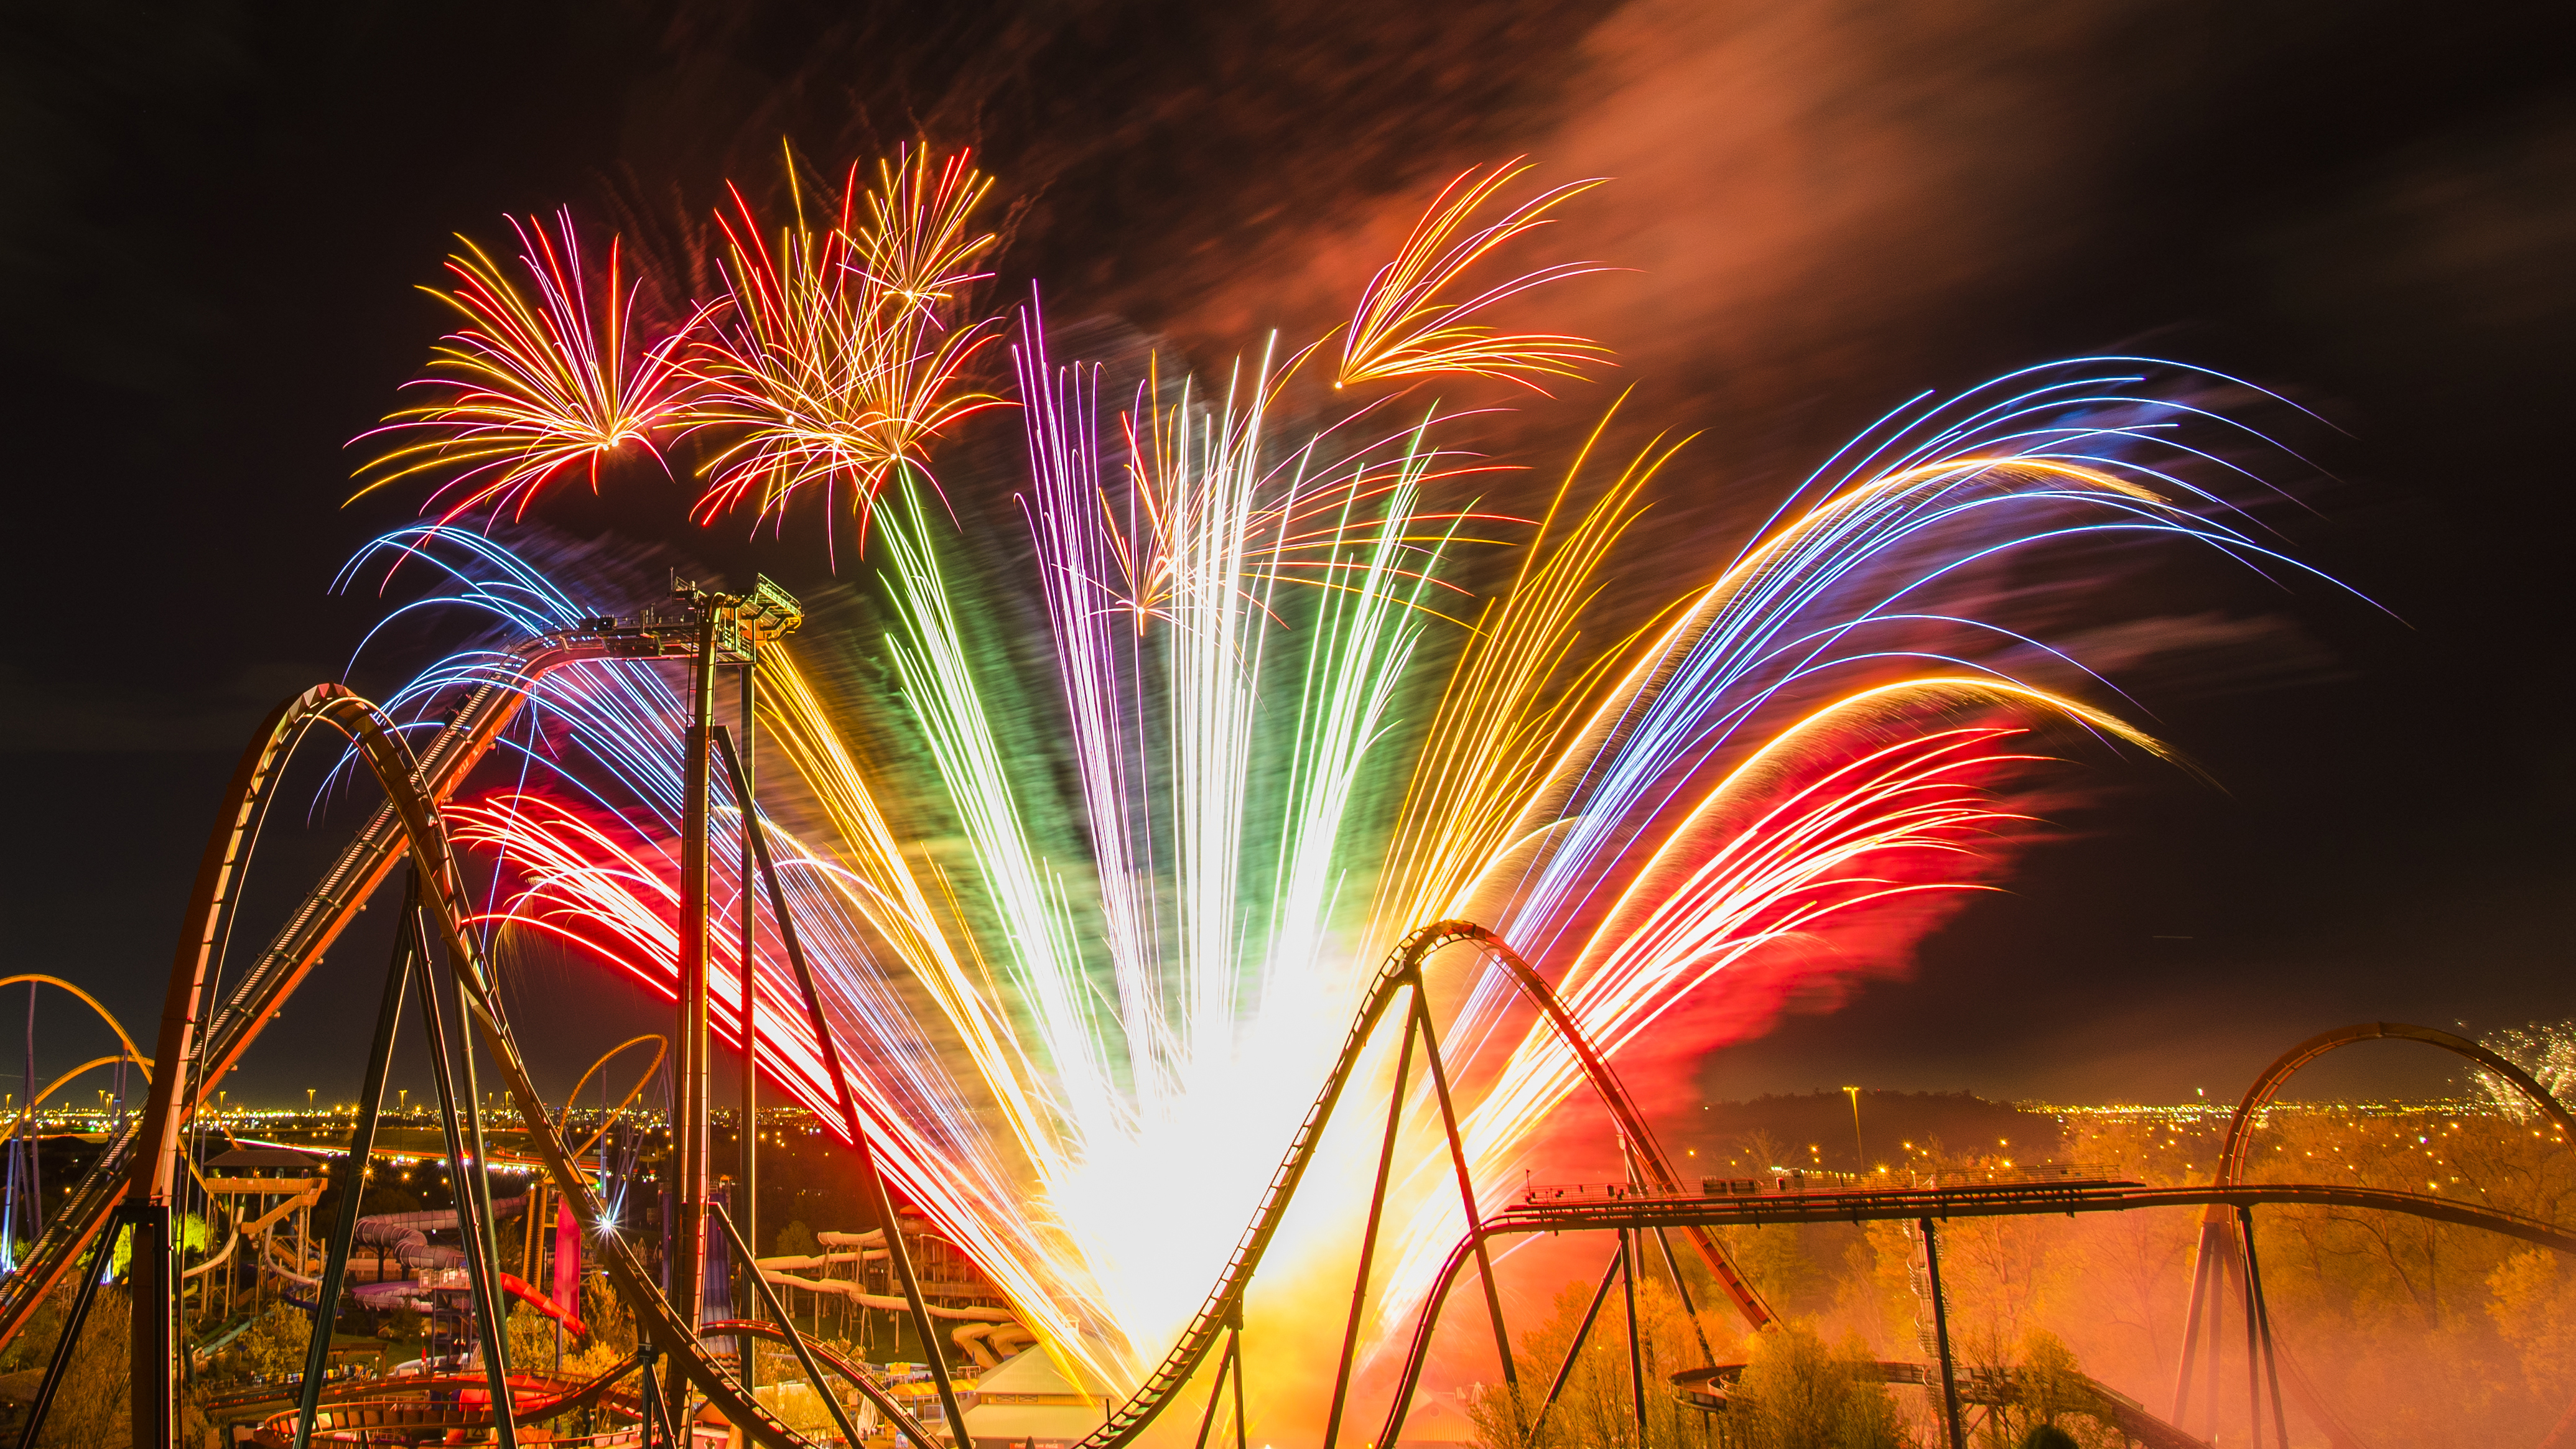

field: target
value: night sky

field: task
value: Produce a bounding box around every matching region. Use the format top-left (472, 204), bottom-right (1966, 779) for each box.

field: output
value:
top-left (2, 1), bottom-right (2570, 1110)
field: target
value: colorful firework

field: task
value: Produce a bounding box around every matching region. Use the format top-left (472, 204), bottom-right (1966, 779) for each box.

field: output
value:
top-left (355, 152), bottom-right (2343, 1414)
top-left (689, 149), bottom-right (1008, 544)
top-left (353, 210), bottom-right (701, 525)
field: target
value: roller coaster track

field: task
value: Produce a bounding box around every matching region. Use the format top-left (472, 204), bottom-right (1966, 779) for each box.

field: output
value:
top-left (1, 642), bottom-right (2562, 1449)
top-left (0, 633), bottom-right (857, 1449)
top-left (1370, 1177), bottom-right (2576, 1449)
top-left (1062, 919), bottom-right (1767, 1449)
top-left (3, 647), bottom-right (1714, 1449)
top-left (81, 678), bottom-right (885, 1449)
top-left (2173, 1022), bottom-right (2576, 1449)
top-left (251, 1321), bottom-right (898, 1444)
top-left (0, 632), bottom-right (611, 1357)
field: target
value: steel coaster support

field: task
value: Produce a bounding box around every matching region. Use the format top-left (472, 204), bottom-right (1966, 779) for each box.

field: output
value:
top-left (2218, 1236), bottom-right (2260, 1447)
top-left (411, 902), bottom-right (522, 1449)
top-left (1918, 1216), bottom-right (1965, 1449)
top-left (1228, 1308), bottom-right (1247, 1449)
top-left (292, 877), bottom-right (418, 1449)
top-left (109, 683), bottom-right (837, 1449)
top-left (106, 646), bottom-right (615, 1441)
top-left (1407, 982), bottom-right (1517, 1394)
top-left (636, 1341), bottom-right (664, 1449)
top-left (1528, 1238), bottom-right (1625, 1445)
top-left (450, 912), bottom-right (518, 1394)
top-left (2239, 1206), bottom-right (2290, 1449)
top-left (705, 1320), bottom-right (944, 1449)
top-left (735, 659), bottom-right (759, 1400)
top-left (1619, 1228), bottom-right (1646, 1443)
top-left (713, 724), bottom-right (969, 1448)
top-left (1461, 943), bottom-right (1776, 1333)
top-left (2207, 1244), bottom-right (2225, 1438)
top-left (2169, 1211), bottom-right (2222, 1426)
top-left (677, 601), bottom-right (723, 1334)
top-left (1189, 1324), bottom-right (1239, 1449)
top-left (1189, 1303), bottom-right (1247, 1449)
top-left (3, 634), bottom-right (617, 1410)
top-left (709, 1201), bottom-right (901, 1449)
top-left (1320, 986), bottom-right (1420, 1449)
top-left (126, 688), bottom-right (311, 1449)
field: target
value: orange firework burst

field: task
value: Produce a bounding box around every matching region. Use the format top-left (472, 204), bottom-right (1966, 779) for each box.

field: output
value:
top-left (689, 147), bottom-right (1008, 544)
top-left (353, 210), bottom-right (700, 523)
top-left (1335, 158), bottom-right (1614, 393)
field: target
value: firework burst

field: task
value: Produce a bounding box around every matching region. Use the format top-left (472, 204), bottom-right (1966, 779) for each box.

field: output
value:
top-left (354, 211), bottom-right (701, 524)
top-left (1336, 158), bottom-right (1614, 393)
top-left (351, 150), bottom-right (2347, 1420)
top-left (689, 149), bottom-right (1008, 544)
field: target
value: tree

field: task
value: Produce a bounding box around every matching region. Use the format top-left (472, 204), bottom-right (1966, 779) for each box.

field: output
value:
top-left (506, 1300), bottom-right (561, 1373)
top-left (1461, 1268), bottom-right (1718, 1448)
top-left (774, 1219), bottom-right (821, 1259)
top-left (231, 1299), bottom-right (313, 1381)
top-left (1726, 1323), bottom-right (1905, 1449)
top-left (24, 1285), bottom-right (133, 1449)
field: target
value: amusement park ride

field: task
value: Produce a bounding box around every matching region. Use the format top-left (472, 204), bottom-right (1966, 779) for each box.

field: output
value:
top-left (0, 578), bottom-right (2569, 1449)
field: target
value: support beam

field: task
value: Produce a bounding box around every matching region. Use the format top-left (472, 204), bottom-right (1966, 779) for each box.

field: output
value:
top-left (1229, 1317), bottom-right (1248, 1449)
top-left (676, 601), bottom-right (723, 1331)
top-left (710, 1201), bottom-right (890, 1449)
top-left (294, 884), bottom-right (416, 1449)
top-left (1531, 1241), bottom-right (1625, 1443)
top-left (1919, 1218), bottom-right (1965, 1449)
top-left (736, 659), bottom-right (758, 1398)
top-left (1409, 985), bottom-right (1517, 1392)
top-left (1321, 1000), bottom-right (1418, 1449)
top-left (16, 1204), bottom-right (123, 1449)
top-left (713, 724), bottom-right (968, 1448)
top-left (413, 906), bottom-right (519, 1449)
top-left (2231, 1236), bottom-right (2261, 1448)
top-left (1651, 1224), bottom-right (1716, 1366)
top-left (2240, 1207), bottom-right (2291, 1449)
top-left (2170, 1212), bottom-right (2221, 1426)
top-left (1620, 1228), bottom-right (1646, 1443)
top-left (1191, 1330), bottom-right (1239, 1449)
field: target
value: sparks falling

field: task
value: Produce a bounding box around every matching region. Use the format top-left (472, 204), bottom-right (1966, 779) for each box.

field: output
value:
top-left (353, 150), bottom-right (2341, 1397)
